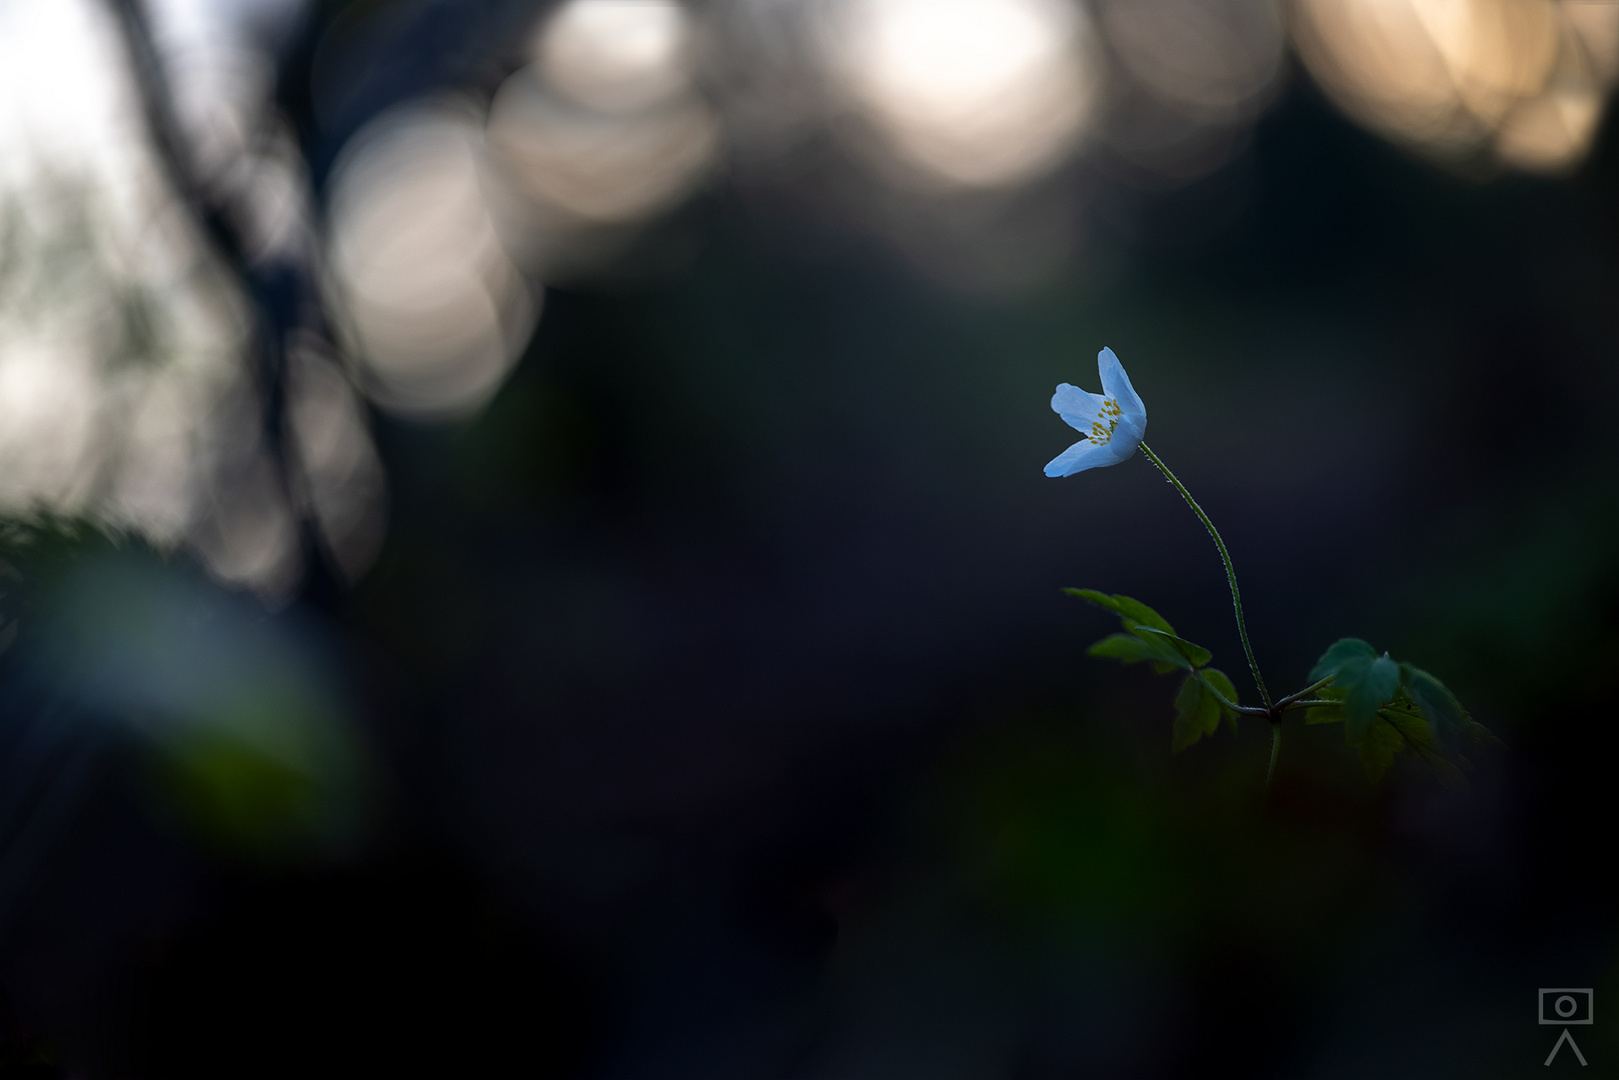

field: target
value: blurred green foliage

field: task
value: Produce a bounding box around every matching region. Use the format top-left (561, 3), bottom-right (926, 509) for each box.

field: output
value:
top-left (0, 519), bottom-right (368, 861)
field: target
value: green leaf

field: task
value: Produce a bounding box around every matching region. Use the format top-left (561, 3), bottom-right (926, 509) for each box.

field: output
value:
top-left (1086, 633), bottom-right (1164, 664)
top-left (1378, 704), bottom-right (1468, 790)
top-left (1314, 641), bottom-right (1400, 741)
top-left (1171, 674), bottom-right (1222, 752)
top-left (1309, 638), bottom-right (1376, 683)
top-left (1400, 663), bottom-right (1468, 755)
top-left (1088, 629), bottom-right (1187, 671)
top-left (1069, 591), bottom-right (1196, 673)
top-left (1201, 667), bottom-right (1241, 735)
top-left (1200, 668), bottom-right (1239, 713)
top-left (1356, 715), bottom-right (1403, 782)
top-left (1130, 627), bottom-right (1212, 669)
top-left (1063, 590), bottom-right (1175, 634)
top-left (1304, 704), bottom-right (1344, 725)
top-left (1347, 654), bottom-right (1401, 739)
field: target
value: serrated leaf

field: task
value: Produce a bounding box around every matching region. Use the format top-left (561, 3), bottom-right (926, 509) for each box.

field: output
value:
top-left (1087, 633), bottom-right (1165, 664)
top-left (1304, 704), bottom-right (1344, 725)
top-left (1130, 627), bottom-right (1212, 669)
top-left (1324, 649), bottom-right (1400, 742)
top-left (1200, 668), bottom-right (1240, 716)
top-left (1378, 704), bottom-right (1469, 791)
top-left (1063, 590), bottom-right (1175, 634)
top-left (1399, 664), bottom-right (1468, 756)
top-left (1110, 627), bottom-right (1189, 670)
top-left (1200, 667), bottom-right (1241, 735)
top-left (1309, 638), bottom-right (1377, 683)
top-left (1357, 715), bottom-right (1403, 782)
top-left (1171, 674), bottom-right (1222, 752)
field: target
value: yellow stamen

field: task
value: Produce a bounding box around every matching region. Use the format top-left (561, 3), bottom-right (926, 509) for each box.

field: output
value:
top-left (1088, 398), bottom-right (1121, 443)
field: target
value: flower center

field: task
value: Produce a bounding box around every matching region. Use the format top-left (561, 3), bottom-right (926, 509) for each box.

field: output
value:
top-left (1088, 398), bottom-right (1122, 444)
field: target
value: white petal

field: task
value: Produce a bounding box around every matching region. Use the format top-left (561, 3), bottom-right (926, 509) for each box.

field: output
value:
top-left (1115, 412), bottom-right (1147, 450)
top-left (1050, 382), bottom-right (1108, 433)
top-left (1045, 437), bottom-right (1130, 477)
top-left (1097, 347), bottom-right (1146, 423)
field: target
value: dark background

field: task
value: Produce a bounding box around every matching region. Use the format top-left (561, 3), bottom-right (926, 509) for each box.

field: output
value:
top-left (4, 1), bottom-right (1619, 1076)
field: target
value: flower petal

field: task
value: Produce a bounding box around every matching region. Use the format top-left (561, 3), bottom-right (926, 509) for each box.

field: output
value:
top-left (1115, 411), bottom-right (1147, 449)
top-left (1096, 347), bottom-right (1146, 423)
top-left (1050, 383), bottom-right (1108, 433)
top-left (1044, 437), bottom-right (1132, 477)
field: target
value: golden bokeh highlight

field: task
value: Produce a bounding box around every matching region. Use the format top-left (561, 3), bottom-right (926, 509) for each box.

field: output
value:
top-left (484, 0), bottom-right (720, 277)
top-left (1293, 0), bottom-right (1617, 171)
top-left (822, 0), bottom-right (1101, 188)
top-left (1098, 0), bottom-right (1285, 122)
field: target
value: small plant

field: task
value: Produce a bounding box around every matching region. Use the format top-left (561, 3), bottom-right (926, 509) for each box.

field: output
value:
top-left (1045, 348), bottom-right (1497, 793)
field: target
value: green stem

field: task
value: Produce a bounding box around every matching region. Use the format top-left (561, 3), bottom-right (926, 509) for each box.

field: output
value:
top-left (1138, 442), bottom-right (1272, 709)
top-left (1274, 674), bottom-right (1335, 711)
top-left (1195, 672), bottom-right (1270, 718)
top-left (1265, 721), bottom-right (1283, 798)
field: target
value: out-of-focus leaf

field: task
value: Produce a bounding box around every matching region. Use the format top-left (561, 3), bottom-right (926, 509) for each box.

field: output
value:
top-left (1356, 714), bottom-right (1403, 782)
top-left (1379, 703), bottom-right (1468, 790)
top-left (1088, 629), bottom-right (1186, 671)
top-left (1305, 703), bottom-right (1344, 725)
top-left (1309, 638), bottom-right (1376, 683)
top-left (1171, 674), bottom-right (1222, 752)
top-left (1087, 633), bottom-right (1165, 664)
top-left (1201, 667), bottom-right (1241, 735)
top-left (1071, 590), bottom-right (1199, 673)
top-left (1064, 590), bottom-right (1175, 634)
top-left (1317, 644), bottom-right (1400, 741)
top-left (1130, 626), bottom-right (1212, 669)
top-left (1201, 667), bottom-right (1239, 714)
top-left (1348, 654), bottom-right (1401, 739)
top-left (1400, 663), bottom-right (1478, 756)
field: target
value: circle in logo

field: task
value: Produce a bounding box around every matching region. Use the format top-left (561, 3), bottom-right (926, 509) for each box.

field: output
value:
top-left (1556, 995), bottom-right (1578, 1018)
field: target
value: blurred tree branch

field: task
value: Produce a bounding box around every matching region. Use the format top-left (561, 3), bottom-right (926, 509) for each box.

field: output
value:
top-left (99, 0), bottom-right (337, 598)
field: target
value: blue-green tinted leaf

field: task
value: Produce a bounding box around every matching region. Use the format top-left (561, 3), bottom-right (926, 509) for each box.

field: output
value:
top-left (1063, 589), bottom-right (1175, 634)
top-left (1131, 626), bottom-right (1212, 669)
top-left (1087, 633), bottom-right (1163, 664)
top-left (1171, 674), bottom-right (1221, 752)
top-left (1309, 638), bottom-right (1377, 683)
top-left (1330, 651), bottom-right (1400, 741)
top-left (1400, 663), bottom-right (1467, 755)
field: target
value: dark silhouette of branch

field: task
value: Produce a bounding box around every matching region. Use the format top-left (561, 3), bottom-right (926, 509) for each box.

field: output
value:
top-left (99, 0), bottom-right (338, 601)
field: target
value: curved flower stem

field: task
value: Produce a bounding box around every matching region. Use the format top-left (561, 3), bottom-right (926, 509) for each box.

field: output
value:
top-left (1137, 442), bottom-right (1272, 709)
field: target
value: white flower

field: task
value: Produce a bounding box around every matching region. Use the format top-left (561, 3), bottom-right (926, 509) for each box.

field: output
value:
top-left (1043, 347), bottom-right (1148, 477)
